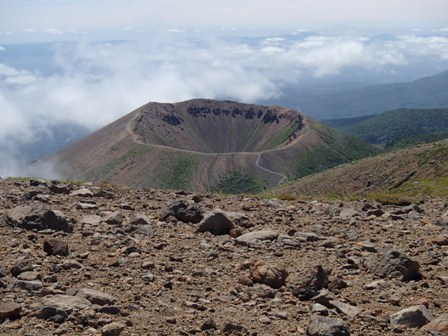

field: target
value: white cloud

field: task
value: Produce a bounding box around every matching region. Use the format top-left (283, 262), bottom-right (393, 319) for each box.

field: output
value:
top-left (0, 31), bottom-right (448, 177)
top-left (396, 35), bottom-right (448, 60)
top-left (167, 29), bottom-right (187, 33)
top-left (45, 28), bottom-right (63, 35)
top-left (0, 64), bottom-right (37, 85)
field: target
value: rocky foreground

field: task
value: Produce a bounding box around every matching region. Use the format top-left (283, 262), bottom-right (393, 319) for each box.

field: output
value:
top-left (0, 179), bottom-right (447, 336)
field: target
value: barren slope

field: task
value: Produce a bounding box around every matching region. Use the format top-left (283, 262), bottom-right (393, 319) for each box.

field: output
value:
top-left (0, 178), bottom-right (447, 335)
top-left (51, 99), bottom-right (378, 192)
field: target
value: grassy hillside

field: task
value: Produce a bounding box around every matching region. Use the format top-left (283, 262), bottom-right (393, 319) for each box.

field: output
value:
top-left (337, 108), bottom-right (448, 148)
top-left (273, 140), bottom-right (448, 201)
top-left (321, 115), bottom-right (375, 128)
top-left (291, 126), bottom-right (383, 179)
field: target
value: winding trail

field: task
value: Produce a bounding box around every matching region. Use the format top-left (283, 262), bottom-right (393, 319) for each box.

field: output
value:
top-left (255, 153), bottom-right (287, 185)
top-left (126, 116), bottom-right (309, 186)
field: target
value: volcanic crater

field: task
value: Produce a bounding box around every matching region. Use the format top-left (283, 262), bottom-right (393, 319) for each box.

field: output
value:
top-left (51, 99), bottom-right (378, 191)
top-left (130, 99), bottom-right (305, 153)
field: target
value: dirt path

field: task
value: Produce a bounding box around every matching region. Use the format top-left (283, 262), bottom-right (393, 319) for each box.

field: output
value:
top-left (255, 153), bottom-right (287, 185)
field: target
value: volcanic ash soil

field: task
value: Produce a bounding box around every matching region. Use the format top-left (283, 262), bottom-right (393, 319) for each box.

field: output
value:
top-left (0, 178), bottom-right (447, 335)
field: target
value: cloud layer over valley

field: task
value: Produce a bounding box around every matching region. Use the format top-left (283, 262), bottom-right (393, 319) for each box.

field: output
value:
top-left (1, 30), bottom-right (448, 177)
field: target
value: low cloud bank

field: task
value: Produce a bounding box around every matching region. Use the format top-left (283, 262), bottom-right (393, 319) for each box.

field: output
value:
top-left (1, 32), bottom-right (447, 178)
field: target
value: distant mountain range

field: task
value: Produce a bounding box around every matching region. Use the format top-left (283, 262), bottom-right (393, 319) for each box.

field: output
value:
top-left (272, 70), bottom-right (448, 120)
top-left (42, 99), bottom-right (379, 193)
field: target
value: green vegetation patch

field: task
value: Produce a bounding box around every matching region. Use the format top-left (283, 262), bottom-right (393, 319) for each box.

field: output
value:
top-left (389, 131), bottom-right (448, 150)
top-left (264, 123), bottom-right (301, 150)
top-left (394, 177), bottom-right (448, 198)
top-left (158, 154), bottom-right (199, 190)
top-left (212, 170), bottom-right (267, 194)
top-left (292, 127), bottom-right (381, 180)
top-left (96, 144), bottom-right (152, 178)
top-left (417, 141), bottom-right (448, 165)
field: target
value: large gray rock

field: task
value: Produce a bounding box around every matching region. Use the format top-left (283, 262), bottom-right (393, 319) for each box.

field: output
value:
top-left (102, 211), bottom-right (123, 225)
top-left (339, 208), bottom-right (359, 220)
top-left (70, 188), bottom-right (93, 197)
top-left (367, 249), bottom-right (421, 281)
top-left (390, 305), bottom-right (433, 328)
top-left (307, 316), bottom-right (350, 336)
top-left (6, 205), bottom-right (74, 232)
top-left (101, 322), bottom-right (126, 336)
top-left (330, 300), bottom-right (362, 318)
top-left (197, 210), bottom-right (235, 235)
top-left (37, 295), bottom-right (91, 320)
top-left (67, 288), bottom-right (116, 306)
top-left (160, 200), bottom-right (204, 223)
top-left (236, 230), bottom-right (279, 245)
top-left (12, 280), bottom-right (43, 291)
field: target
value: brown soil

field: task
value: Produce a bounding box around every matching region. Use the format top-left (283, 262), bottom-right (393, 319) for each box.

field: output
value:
top-left (0, 178), bottom-right (447, 335)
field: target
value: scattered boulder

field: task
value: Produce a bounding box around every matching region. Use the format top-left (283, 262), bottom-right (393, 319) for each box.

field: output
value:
top-left (68, 288), bottom-right (117, 306)
top-left (330, 300), bottom-right (362, 318)
top-left (339, 208), bottom-right (359, 220)
top-left (423, 313), bottom-right (448, 334)
top-left (160, 200), bottom-right (204, 223)
top-left (294, 231), bottom-right (322, 242)
top-left (6, 205), bottom-right (74, 232)
top-left (134, 224), bottom-right (155, 236)
top-left (62, 260), bottom-right (84, 270)
top-left (37, 295), bottom-right (91, 321)
top-left (306, 315), bottom-right (350, 336)
top-left (70, 188), bottom-right (94, 197)
top-left (11, 259), bottom-right (33, 277)
top-left (249, 261), bottom-right (288, 289)
top-left (435, 215), bottom-right (448, 227)
top-left (222, 322), bottom-right (247, 335)
top-left (101, 322), bottom-right (126, 336)
top-left (201, 317), bottom-right (217, 331)
top-left (236, 230), bottom-right (279, 245)
top-left (367, 249), bottom-right (421, 281)
top-left (43, 239), bottom-right (69, 256)
top-left (430, 234), bottom-right (448, 246)
top-left (390, 305), bottom-right (433, 328)
top-left (0, 302), bottom-right (22, 320)
top-left (196, 209), bottom-right (235, 235)
top-left (16, 271), bottom-right (41, 281)
top-left (311, 303), bottom-right (329, 316)
top-left (103, 211), bottom-right (123, 225)
top-left (129, 213), bottom-right (151, 225)
top-left (13, 280), bottom-right (43, 291)
top-left (290, 265), bottom-right (329, 300)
